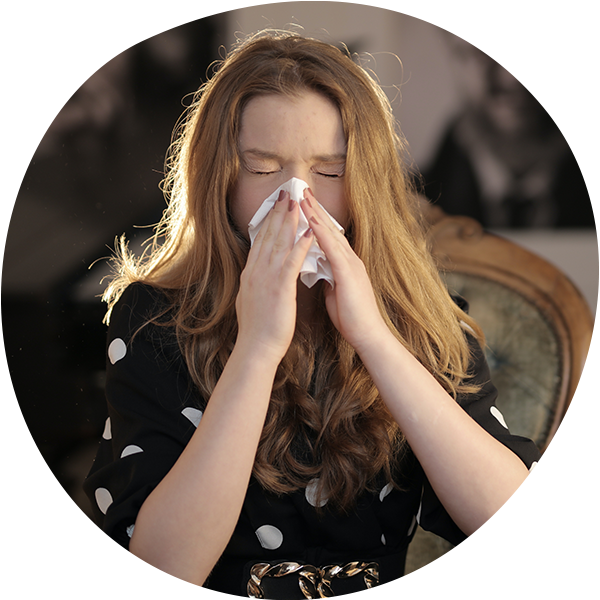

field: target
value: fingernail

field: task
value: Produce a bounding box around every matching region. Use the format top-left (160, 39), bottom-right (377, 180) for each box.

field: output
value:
top-left (277, 189), bottom-right (286, 202)
top-left (310, 216), bottom-right (319, 225)
top-left (303, 192), bottom-right (313, 208)
top-left (288, 199), bottom-right (296, 212)
top-left (304, 227), bottom-right (313, 237)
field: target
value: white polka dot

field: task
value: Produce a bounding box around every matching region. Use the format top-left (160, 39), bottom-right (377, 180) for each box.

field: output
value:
top-left (120, 445), bottom-right (144, 458)
top-left (490, 406), bottom-right (509, 429)
top-left (381, 533), bottom-right (386, 545)
top-left (407, 515), bottom-right (417, 537)
top-left (102, 417), bottom-right (112, 440)
top-left (529, 461), bottom-right (538, 472)
top-left (95, 488), bottom-right (113, 515)
top-left (117, 583), bottom-right (137, 600)
top-left (108, 338), bottom-right (127, 364)
top-left (126, 524), bottom-right (135, 538)
top-left (305, 478), bottom-right (328, 507)
top-left (379, 482), bottom-right (393, 502)
top-left (255, 525), bottom-right (284, 550)
top-left (181, 407), bottom-right (203, 428)
top-left (529, 461), bottom-right (546, 492)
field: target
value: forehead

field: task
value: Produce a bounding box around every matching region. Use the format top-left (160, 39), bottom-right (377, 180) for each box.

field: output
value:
top-left (238, 91), bottom-right (346, 155)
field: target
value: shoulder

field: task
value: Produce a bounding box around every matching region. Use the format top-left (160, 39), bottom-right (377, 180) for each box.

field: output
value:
top-left (108, 282), bottom-right (174, 336)
top-left (111, 282), bottom-right (169, 322)
top-left (107, 282), bottom-right (179, 361)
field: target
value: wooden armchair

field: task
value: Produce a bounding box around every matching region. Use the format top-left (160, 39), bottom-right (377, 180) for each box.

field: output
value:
top-left (404, 202), bottom-right (595, 574)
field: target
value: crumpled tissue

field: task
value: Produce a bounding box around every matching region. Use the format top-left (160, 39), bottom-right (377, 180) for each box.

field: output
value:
top-left (247, 177), bottom-right (344, 288)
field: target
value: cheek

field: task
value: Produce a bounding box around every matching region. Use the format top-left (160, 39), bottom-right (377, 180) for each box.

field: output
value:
top-left (228, 186), bottom-right (248, 235)
top-left (317, 186), bottom-right (348, 229)
top-left (229, 182), bottom-right (268, 237)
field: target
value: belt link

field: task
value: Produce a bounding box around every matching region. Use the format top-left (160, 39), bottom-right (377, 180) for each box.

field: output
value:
top-left (247, 560), bottom-right (380, 599)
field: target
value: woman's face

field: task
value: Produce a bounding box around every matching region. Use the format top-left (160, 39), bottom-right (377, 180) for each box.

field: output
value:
top-left (230, 90), bottom-right (348, 239)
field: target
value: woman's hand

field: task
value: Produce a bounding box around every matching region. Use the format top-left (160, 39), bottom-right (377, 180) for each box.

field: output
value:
top-left (236, 190), bottom-right (315, 362)
top-left (300, 188), bottom-right (390, 354)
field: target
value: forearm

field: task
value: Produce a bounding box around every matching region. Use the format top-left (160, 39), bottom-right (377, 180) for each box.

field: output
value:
top-left (358, 329), bottom-right (529, 535)
top-left (130, 192), bottom-right (315, 583)
top-left (300, 193), bottom-right (528, 534)
top-left (129, 341), bottom-right (279, 585)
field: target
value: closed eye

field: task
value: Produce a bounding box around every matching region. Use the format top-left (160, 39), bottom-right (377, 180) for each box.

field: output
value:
top-left (313, 160), bottom-right (345, 179)
top-left (247, 168), bottom-right (280, 176)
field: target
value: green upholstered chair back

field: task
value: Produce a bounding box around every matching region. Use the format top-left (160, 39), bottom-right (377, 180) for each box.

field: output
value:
top-left (443, 271), bottom-right (561, 447)
top-left (404, 206), bottom-right (594, 574)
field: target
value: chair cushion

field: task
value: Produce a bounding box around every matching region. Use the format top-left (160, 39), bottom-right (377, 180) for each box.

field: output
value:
top-left (444, 272), bottom-right (561, 446)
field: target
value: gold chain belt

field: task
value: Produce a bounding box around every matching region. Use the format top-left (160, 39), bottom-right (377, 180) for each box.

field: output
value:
top-left (247, 560), bottom-right (380, 599)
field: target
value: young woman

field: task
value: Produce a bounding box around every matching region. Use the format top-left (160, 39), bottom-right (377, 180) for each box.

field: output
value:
top-left (84, 30), bottom-right (540, 598)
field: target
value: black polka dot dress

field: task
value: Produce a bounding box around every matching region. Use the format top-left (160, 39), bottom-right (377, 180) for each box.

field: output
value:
top-left (84, 283), bottom-right (540, 597)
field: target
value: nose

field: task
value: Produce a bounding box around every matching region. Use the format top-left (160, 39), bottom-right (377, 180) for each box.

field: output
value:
top-left (287, 165), bottom-right (312, 186)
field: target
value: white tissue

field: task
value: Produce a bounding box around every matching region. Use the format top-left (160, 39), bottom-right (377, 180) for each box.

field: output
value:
top-left (247, 177), bottom-right (344, 288)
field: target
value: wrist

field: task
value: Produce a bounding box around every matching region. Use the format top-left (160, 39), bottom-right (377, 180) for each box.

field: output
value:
top-left (232, 333), bottom-right (286, 373)
top-left (351, 319), bottom-right (397, 359)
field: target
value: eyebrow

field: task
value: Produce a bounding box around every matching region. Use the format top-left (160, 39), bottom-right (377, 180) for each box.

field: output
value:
top-left (241, 148), bottom-right (347, 163)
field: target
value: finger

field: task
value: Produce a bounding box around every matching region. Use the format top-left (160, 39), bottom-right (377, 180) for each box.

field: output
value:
top-left (301, 187), bottom-right (346, 238)
top-left (246, 189), bottom-right (289, 267)
top-left (280, 226), bottom-right (315, 285)
top-left (300, 194), bottom-right (351, 262)
top-left (254, 189), bottom-right (289, 246)
top-left (246, 194), bottom-right (303, 285)
top-left (268, 197), bottom-right (302, 264)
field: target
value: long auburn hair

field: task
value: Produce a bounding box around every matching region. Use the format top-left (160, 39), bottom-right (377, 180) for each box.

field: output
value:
top-left (103, 30), bottom-right (483, 512)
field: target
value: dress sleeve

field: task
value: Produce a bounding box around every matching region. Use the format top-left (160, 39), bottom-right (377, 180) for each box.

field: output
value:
top-left (83, 283), bottom-right (206, 549)
top-left (417, 320), bottom-right (542, 546)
